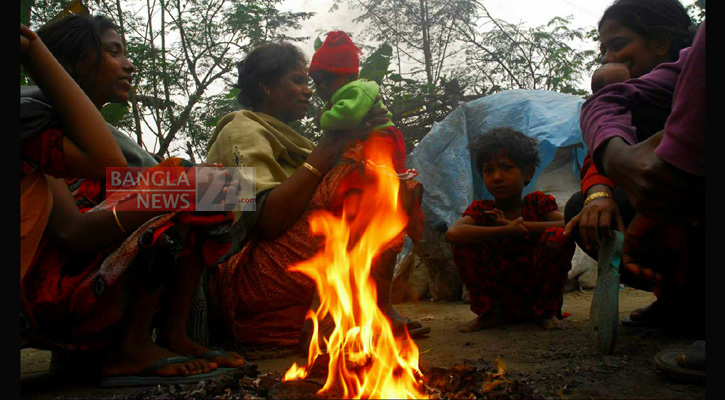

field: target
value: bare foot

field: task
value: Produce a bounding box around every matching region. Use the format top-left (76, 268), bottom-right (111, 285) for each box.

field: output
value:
top-left (102, 339), bottom-right (213, 378)
top-left (539, 316), bottom-right (566, 330)
top-left (161, 335), bottom-right (246, 368)
top-left (458, 313), bottom-right (499, 333)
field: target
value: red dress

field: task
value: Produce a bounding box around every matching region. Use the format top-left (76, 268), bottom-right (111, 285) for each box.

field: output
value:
top-left (451, 192), bottom-right (574, 321)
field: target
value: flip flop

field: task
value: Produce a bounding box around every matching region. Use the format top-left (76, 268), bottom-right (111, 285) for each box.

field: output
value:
top-left (621, 301), bottom-right (668, 328)
top-left (406, 326), bottom-right (432, 339)
top-left (387, 306), bottom-right (431, 339)
top-left (390, 316), bottom-right (431, 339)
top-left (196, 347), bottom-right (241, 361)
top-left (98, 356), bottom-right (235, 388)
top-left (590, 231), bottom-right (623, 355)
top-left (654, 341), bottom-right (706, 384)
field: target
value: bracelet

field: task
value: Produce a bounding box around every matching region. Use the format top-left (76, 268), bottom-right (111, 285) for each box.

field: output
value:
top-left (583, 191), bottom-right (612, 207)
top-left (112, 205), bottom-right (127, 234)
top-left (302, 162), bottom-right (323, 178)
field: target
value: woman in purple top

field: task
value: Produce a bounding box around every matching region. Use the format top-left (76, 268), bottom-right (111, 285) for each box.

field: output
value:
top-left (563, 0), bottom-right (704, 333)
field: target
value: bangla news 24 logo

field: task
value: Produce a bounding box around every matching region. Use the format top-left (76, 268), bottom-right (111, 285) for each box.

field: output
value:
top-left (105, 166), bottom-right (256, 212)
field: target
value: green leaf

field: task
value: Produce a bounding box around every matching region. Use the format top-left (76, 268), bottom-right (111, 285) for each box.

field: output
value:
top-left (101, 103), bottom-right (130, 125)
top-left (225, 88), bottom-right (241, 99)
top-left (359, 43), bottom-right (393, 85)
top-left (314, 37), bottom-right (323, 51)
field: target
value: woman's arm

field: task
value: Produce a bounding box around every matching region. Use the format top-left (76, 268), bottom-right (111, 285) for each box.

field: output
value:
top-left (580, 51), bottom-right (687, 173)
top-left (256, 135), bottom-right (345, 239)
top-left (445, 216), bottom-right (528, 245)
top-left (255, 108), bottom-right (390, 240)
top-left (21, 25), bottom-right (127, 178)
top-left (45, 177), bottom-right (165, 253)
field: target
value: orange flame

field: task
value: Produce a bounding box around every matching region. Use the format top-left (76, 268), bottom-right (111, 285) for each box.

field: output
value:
top-left (283, 133), bottom-right (427, 399)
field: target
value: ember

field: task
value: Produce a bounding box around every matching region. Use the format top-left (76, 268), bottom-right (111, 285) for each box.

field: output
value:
top-left (423, 358), bottom-right (544, 400)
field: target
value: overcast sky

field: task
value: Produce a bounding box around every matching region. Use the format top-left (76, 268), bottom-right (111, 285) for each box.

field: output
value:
top-left (277, 0), bottom-right (696, 60)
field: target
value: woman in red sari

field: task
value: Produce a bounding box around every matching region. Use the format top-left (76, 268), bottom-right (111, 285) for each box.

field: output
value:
top-left (21, 14), bottom-right (244, 386)
top-left (205, 43), bottom-right (426, 355)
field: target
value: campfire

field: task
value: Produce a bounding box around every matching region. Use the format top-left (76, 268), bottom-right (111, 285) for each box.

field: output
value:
top-left (282, 133), bottom-right (427, 399)
top-left (125, 136), bottom-right (543, 400)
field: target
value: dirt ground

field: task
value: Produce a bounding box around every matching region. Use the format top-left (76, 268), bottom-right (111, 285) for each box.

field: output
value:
top-left (20, 288), bottom-right (706, 399)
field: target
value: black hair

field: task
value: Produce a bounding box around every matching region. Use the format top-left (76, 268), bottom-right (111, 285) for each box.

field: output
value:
top-left (468, 127), bottom-right (540, 184)
top-left (599, 0), bottom-right (694, 61)
top-left (234, 42), bottom-right (308, 109)
top-left (36, 14), bottom-right (119, 82)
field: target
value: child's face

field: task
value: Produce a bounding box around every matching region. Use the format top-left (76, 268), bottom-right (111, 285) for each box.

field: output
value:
top-left (310, 71), bottom-right (355, 103)
top-left (481, 151), bottom-right (531, 201)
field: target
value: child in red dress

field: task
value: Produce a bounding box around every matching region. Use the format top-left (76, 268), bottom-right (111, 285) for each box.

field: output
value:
top-left (446, 127), bottom-right (575, 331)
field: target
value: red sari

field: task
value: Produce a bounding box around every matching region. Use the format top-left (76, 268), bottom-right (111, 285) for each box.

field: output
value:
top-left (21, 158), bottom-right (233, 351)
top-left (20, 129), bottom-right (70, 280)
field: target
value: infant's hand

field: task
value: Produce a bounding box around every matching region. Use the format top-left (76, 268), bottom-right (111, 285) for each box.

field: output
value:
top-left (591, 62), bottom-right (631, 93)
top-left (363, 95), bottom-right (390, 127)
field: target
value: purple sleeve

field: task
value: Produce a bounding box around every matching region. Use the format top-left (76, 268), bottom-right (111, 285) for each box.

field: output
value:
top-left (580, 48), bottom-right (690, 168)
top-left (655, 21), bottom-right (706, 177)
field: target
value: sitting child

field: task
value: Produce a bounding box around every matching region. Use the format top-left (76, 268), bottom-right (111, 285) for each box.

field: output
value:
top-left (307, 30), bottom-right (427, 337)
top-left (445, 127), bottom-right (575, 331)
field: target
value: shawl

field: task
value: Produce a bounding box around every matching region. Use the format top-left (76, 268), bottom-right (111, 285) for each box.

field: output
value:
top-left (206, 110), bottom-right (315, 195)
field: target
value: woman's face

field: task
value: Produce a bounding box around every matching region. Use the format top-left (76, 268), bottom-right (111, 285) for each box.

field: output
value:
top-left (598, 18), bottom-right (671, 79)
top-left (76, 29), bottom-right (135, 109)
top-left (262, 60), bottom-right (313, 123)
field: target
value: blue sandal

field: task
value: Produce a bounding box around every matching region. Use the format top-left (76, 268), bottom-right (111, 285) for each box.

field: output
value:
top-left (98, 356), bottom-right (233, 388)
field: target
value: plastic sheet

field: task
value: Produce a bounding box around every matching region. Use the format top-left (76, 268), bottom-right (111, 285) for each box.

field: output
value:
top-left (407, 89), bottom-right (586, 228)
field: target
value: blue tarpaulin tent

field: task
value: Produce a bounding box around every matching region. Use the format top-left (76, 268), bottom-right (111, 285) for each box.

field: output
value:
top-left (407, 89), bottom-right (587, 229)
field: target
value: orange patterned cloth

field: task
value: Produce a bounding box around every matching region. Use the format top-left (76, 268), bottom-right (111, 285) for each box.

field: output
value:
top-left (21, 158), bottom-right (234, 351)
top-left (20, 129), bottom-right (70, 281)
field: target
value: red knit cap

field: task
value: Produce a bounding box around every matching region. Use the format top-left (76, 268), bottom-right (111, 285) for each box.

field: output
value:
top-left (309, 31), bottom-right (362, 77)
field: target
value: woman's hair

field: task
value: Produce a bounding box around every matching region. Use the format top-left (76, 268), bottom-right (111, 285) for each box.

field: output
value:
top-left (36, 14), bottom-right (119, 81)
top-left (468, 127), bottom-right (540, 180)
top-left (235, 42), bottom-right (307, 108)
top-left (599, 0), bottom-right (694, 60)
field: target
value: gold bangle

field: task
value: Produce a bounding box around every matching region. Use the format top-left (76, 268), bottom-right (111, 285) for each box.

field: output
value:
top-left (112, 205), bottom-right (127, 234)
top-left (584, 191), bottom-right (612, 207)
top-left (302, 162), bottom-right (323, 178)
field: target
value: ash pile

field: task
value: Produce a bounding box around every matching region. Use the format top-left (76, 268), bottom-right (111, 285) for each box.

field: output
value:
top-left (92, 364), bottom-right (279, 400)
top-left (64, 357), bottom-right (543, 399)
